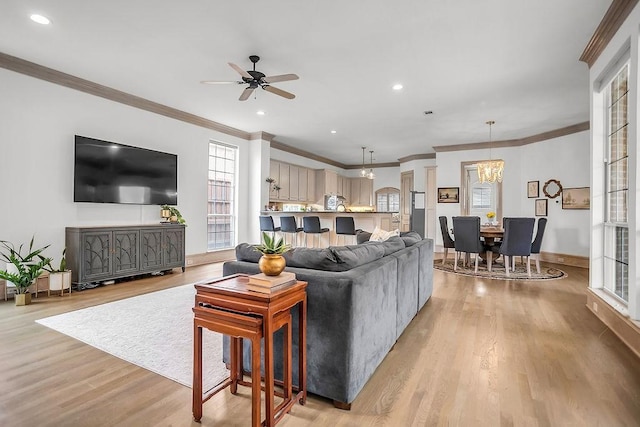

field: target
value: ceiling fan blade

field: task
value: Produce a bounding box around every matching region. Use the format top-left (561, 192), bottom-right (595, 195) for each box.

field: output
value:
top-left (263, 85), bottom-right (295, 99)
top-left (263, 73), bottom-right (299, 84)
top-left (239, 86), bottom-right (255, 101)
top-left (228, 62), bottom-right (253, 79)
top-left (200, 80), bottom-right (242, 85)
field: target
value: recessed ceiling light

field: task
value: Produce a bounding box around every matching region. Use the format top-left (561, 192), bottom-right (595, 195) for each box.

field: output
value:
top-left (392, 84), bottom-right (403, 91)
top-left (30, 14), bottom-right (51, 25)
top-left (330, 130), bottom-right (337, 134)
top-left (256, 110), bottom-right (265, 116)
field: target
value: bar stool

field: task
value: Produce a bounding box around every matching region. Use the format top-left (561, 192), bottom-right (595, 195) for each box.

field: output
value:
top-left (280, 216), bottom-right (304, 247)
top-left (334, 217), bottom-right (360, 246)
top-left (259, 215), bottom-right (280, 238)
top-left (302, 216), bottom-right (330, 247)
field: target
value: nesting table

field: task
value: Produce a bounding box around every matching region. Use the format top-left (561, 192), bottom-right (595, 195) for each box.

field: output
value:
top-left (192, 274), bottom-right (307, 426)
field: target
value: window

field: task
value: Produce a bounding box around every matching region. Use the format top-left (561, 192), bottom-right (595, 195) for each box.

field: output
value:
top-left (375, 187), bottom-right (400, 212)
top-left (603, 63), bottom-right (629, 302)
top-left (207, 142), bottom-right (237, 251)
top-left (472, 187), bottom-right (492, 209)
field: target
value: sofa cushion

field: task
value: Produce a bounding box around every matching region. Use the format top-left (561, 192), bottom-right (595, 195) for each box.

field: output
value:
top-left (284, 247), bottom-right (339, 270)
top-left (235, 242), bottom-right (263, 263)
top-left (329, 244), bottom-right (386, 271)
top-left (363, 236), bottom-right (406, 256)
top-left (400, 231), bottom-right (422, 246)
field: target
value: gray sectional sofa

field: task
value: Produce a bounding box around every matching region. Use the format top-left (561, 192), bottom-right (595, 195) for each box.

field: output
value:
top-left (222, 231), bottom-right (434, 408)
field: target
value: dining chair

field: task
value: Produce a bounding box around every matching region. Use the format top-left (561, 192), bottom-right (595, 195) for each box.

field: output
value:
top-left (499, 217), bottom-right (536, 277)
top-left (439, 216), bottom-right (455, 265)
top-left (452, 216), bottom-right (485, 273)
top-left (530, 217), bottom-right (548, 274)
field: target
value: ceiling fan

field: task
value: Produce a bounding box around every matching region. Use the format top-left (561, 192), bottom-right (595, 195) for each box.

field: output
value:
top-left (201, 55), bottom-right (299, 101)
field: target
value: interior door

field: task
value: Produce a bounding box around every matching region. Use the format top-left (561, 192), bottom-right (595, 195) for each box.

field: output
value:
top-left (400, 171), bottom-right (414, 232)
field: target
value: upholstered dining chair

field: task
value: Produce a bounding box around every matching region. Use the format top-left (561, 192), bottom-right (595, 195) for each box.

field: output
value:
top-left (499, 217), bottom-right (536, 277)
top-left (530, 217), bottom-right (548, 274)
top-left (439, 216), bottom-right (455, 265)
top-left (452, 216), bottom-right (485, 273)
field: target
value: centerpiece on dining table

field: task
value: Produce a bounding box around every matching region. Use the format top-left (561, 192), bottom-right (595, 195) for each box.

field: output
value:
top-left (486, 211), bottom-right (497, 226)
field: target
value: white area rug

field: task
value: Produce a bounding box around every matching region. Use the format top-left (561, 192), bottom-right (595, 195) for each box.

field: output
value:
top-left (36, 284), bottom-right (227, 390)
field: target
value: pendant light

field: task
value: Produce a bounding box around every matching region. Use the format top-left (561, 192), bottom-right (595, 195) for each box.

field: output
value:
top-left (367, 150), bottom-right (375, 180)
top-left (360, 146), bottom-right (367, 177)
top-left (477, 120), bottom-right (504, 183)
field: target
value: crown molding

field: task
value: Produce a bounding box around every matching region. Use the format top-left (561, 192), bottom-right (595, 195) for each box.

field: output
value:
top-left (270, 140), bottom-right (347, 168)
top-left (433, 121), bottom-right (590, 153)
top-left (580, 0), bottom-right (639, 67)
top-left (250, 131), bottom-right (275, 142)
top-left (0, 51), bottom-right (252, 140)
top-left (397, 153), bottom-right (436, 163)
top-left (343, 161), bottom-right (401, 169)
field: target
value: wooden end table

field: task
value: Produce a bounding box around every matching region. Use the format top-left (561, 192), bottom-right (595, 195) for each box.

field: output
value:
top-left (192, 274), bottom-right (307, 426)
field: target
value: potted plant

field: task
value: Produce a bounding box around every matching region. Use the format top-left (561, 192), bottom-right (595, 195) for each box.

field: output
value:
top-left (0, 237), bottom-right (51, 305)
top-left (44, 248), bottom-right (72, 296)
top-left (160, 205), bottom-right (187, 226)
top-left (254, 232), bottom-right (291, 276)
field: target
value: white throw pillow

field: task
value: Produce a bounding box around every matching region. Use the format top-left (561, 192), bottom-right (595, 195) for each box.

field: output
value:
top-left (369, 227), bottom-right (400, 242)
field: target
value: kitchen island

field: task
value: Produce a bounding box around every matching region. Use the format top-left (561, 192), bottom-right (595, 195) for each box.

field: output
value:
top-left (260, 211), bottom-right (399, 246)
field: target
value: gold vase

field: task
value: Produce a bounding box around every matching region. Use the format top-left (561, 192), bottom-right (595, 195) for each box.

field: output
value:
top-left (258, 254), bottom-right (286, 276)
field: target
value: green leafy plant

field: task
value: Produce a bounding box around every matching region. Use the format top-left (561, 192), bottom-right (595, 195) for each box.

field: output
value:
top-left (254, 232), bottom-right (291, 255)
top-left (0, 237), bottom-right (52, 294)
top-left (161, 205), bottom-right (187, 226)
top-left (265, 177), bottom-right (276, 184)
top-left (44, 248), bottom-right (67, 273)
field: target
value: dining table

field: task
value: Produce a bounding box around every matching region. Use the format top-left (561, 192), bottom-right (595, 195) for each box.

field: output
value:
top-left (480, 226), bottom-right (504, 272)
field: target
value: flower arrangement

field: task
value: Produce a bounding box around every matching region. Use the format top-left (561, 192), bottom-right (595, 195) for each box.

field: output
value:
top-left (486, 211), bottom-right (496, 220)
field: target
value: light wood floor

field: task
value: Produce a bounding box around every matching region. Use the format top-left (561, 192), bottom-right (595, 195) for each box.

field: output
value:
top-left (1, 263), bottom-right (639, 426)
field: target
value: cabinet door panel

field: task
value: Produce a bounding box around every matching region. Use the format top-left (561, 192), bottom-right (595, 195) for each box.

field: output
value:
top-left (279, 163), bottom-right (290, 200)
top-left (298, 167), bottom-right (308, 201)
top-left (360, 179), bottom-right (373, 206)
top-left (113, 231), bottom-right (140, 274)
top-left (141, 230), bottom-right (164, 270)
top-left (289, 165), bottom-right (299, 200)
top-left (307, 169), bottom-right (316, 204)
top-left (269, 160), bottom-right (280, 199)
top-left (350, 179), bottom-right (361, 205)
top-left (164, 228), bottom-right (185, 268)
top-left (81, 231), bottom-right (112, 281)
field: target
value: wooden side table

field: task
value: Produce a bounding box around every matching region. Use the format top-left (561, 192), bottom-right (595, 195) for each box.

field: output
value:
top-left (192, 274), bottom-right (307, 426)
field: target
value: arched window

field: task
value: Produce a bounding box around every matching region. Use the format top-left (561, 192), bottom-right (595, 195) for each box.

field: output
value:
top-left (375, 187), bottom-right (400, 212)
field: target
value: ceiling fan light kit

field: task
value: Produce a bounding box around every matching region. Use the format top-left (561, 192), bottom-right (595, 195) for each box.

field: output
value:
top-left (202, 55), bottom-right (298, 101)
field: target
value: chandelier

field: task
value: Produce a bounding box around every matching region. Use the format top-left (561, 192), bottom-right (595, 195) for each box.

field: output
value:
top-left (367, 150), bottom-right (375, 180)
top-left (477, 120), bottom-right (504, 183)
top-left (360, 146), bottom-right (367, 177)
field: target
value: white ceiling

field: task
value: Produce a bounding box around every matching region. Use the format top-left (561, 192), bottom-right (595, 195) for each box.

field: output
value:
top-left (0, 0), bottom-right (610, 165)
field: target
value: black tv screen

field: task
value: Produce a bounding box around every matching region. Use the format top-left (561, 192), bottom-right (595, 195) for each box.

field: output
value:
top-left (74, 135), bottom-right (178, 205)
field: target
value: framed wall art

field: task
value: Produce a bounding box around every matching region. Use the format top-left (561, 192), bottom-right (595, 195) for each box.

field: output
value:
top-left (527, 181), bottom-right (539, 198)
top-left (535, 199), bottom-right (548, 216)
top-left (562, 187), bottom-right (590, 210)
top-left (437, 187), bottom-right (459, 203)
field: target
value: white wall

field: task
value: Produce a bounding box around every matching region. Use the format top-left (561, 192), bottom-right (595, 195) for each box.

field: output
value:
top-left (0, 68), bottom-right (252, 260)
top-left (434, 130), bottom-right (590, 257)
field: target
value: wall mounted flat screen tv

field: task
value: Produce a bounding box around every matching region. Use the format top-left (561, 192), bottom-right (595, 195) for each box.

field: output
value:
top-left (74, 135), bottom-right (178, 205)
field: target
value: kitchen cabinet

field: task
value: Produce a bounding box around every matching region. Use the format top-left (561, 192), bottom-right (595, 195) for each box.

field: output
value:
top-left (349, 178), bottom-right (373, 206)
top-left (298, 167), bottom-right (308, 201)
